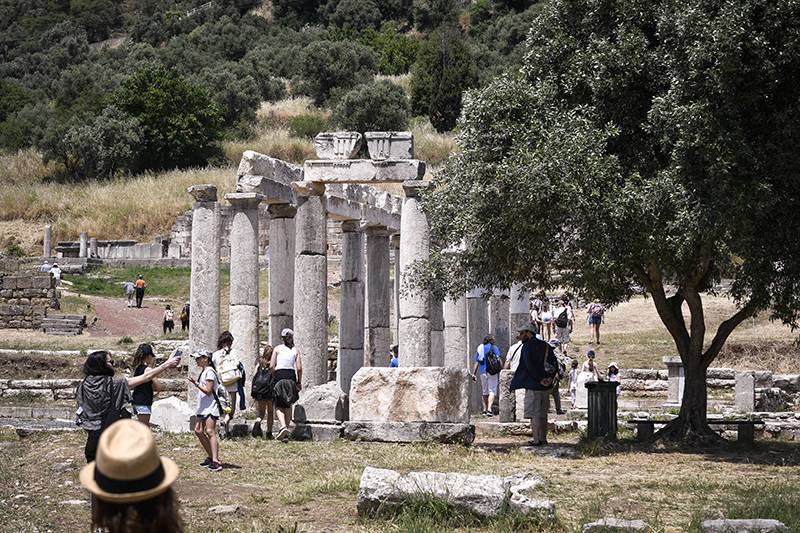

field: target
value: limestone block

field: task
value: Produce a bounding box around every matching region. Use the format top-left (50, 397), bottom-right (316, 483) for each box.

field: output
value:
top-left (735, 372), bottom-right (756, 412)
top-left (357, 467), bottom-right (550, 518)
top-left (293, 381), bottom-right (349, 423)
top-left (365, 132), bottom-right (414, 160)
top-left (707, 368), bottom-right (736, 380)
top-left (700, 519), bottom-right (788, 532)
top-left (294, 254), bottom-right (328, 387)
top-left (295, 194), bottom-right (327, 255)
top-left (398, 317), bottom-right (431, 366)
top-left (304, 158), bottom-right (426, 183)
top-left (582, 518), bottom-right (650, 532)
top-left (344, 421), bottom-right (475, 445)
top-left (772, 374), bottom-right (800, 393)
top-left (349, 366), bottom-right (469, 423)
top-left (187, 184), bottom-right (217, 202)
top-left (236, 151), bottom-right (301, 183)
top-left (499, 369), bottom-right (516, 422)
top-left (150, 396), bottom-right (193, 433)
top-left (314, 132), bottom-right (362, 159)
top-left (292, 422), bottom-right (343, 441)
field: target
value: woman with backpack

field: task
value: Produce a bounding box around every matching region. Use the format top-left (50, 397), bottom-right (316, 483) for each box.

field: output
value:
top-left (212, 331), bottom-right (243, 428)
top-left (130, 343), bottom-right (162, 427)
top-left (188, 350), bottom-right (223, 472)
top-left (271, 328), bottom-right (303, 441)
top-left (162, 305), bottom-right (175, 335)
top-left (471, 335), bottom-right (502, 416)
top-left (76, 350), bottom-right (180, 462)
top-left (251, 344), bottom-right (275, 439)
top-left (587, 301), bottom-right (605, 344)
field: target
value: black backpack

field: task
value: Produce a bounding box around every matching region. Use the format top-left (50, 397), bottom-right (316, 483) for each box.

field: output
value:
top-left (555, 308), bottom-right (569, 328)
top-left (484, 344), bottom-right (502, 375)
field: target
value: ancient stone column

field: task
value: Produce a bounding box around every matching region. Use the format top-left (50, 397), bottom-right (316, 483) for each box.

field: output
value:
top-left (509, 283), bottom-right (530, 335)
top-left (267, 204), bottom-right (296, 345)
top-left (430, 298), bottom-right (445, 366)
top-left (187, 184), bottom-right (221, 410)
top-left (391, 234), bottom-right (400, 343)
top-left (89, 237), bottom-right (98, 258)
top-left (467, 288), bottom-right (489, 411)
top-left (338, 220), bottom-right (364, 392)
top-left (489, 289), bottom-right (510, 357)
top-left (443, 295), bottom-right (467, 370)
top-left (292, 181), bottom-right (328, 388)
top-left (79, 232), bottom-right (88, 258)
top-left (364, 225), bottom-right (391, 367)
top-left (43, 225), bottom-right (52, 258)
top-left (398, 180), bottom-right (431, 366)
top-left (226, 192), bottom-right (264, 402)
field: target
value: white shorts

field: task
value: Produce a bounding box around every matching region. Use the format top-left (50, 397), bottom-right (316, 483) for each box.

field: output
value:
top-left (480, 372), bottom-right (498, 396)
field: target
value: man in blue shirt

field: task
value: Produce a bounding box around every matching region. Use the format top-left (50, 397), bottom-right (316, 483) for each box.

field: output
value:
top-left (389, 345), bottom-right (399, 367)
top-left (471, 335), bottom-right (501, 416)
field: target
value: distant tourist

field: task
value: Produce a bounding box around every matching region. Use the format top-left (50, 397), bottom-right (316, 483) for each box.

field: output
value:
top-left (471, 335), bottom-right (502, 416)
top-left (510, 324), bottom-right (559, 445)
top-left (188, 349), bottom-right (223, 472)
top-left (547, 339), bottom-right (567, 415)
top-left (505, 329), bottom-right (525, 372)
top-left (551, 297), bottom-right (574, 355)
top-left (568, 359), bottom-right (579, 408)
top-left (39, 260), bottom-right (51, 273)
top-left (50, 263), bottom-right (62, 286)
top-left (212, 331), bottom-right (244, 429)
top-left (271, 328), bottom-right (303, 441)
top-left (581, 350), bottom-right (602, 380)
top-left (134, 275), bottom-right (147, 308)
top-left (180, 302), bottom-right (190, 331)
top-left (607, 361), bottom-right (621, 396)
top-left (163, 305), bottom-right (175, 335)
top-left (389, 345), bottom-right (399, 367)
top-left (251, 344), bottom-right (275, 439)
top-left (80, 419), bottom-right (183, 532)
top-left (131, 343), bottom-right (162, 427)
top-left (537, 300), bottom-right (553, 341)
top-left (123, 280), bottom-right (135, 308)
top-left (587, 301), bottom-right (605, 344)
top-left (76, 350), bottom-right (179, 462)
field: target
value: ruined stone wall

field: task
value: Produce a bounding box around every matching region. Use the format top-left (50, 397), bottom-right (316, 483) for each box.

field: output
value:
top-left (0, 259), bottom-right (60, 329)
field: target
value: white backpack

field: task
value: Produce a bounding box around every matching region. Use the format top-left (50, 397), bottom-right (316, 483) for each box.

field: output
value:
top-left (216, 348), bottom-right (242, 386)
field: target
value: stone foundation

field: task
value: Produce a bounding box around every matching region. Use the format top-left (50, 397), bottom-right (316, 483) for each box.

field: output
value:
top-left (0, 259), bottom-right (59, 329)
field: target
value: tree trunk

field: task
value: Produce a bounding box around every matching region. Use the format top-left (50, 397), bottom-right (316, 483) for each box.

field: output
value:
top-left (654, 360), bottom-right (723, 445)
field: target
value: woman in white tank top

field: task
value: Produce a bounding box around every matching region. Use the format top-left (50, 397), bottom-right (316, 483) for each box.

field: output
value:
top-left (270, 328), bottom-right (303, 441)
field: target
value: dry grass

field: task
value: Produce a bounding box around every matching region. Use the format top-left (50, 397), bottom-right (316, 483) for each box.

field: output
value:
top-left (0, 149), bottom-right (60, 186)
top-left (0, 430), bottom-right (798, 532)
top-left (256, 96), bottom-right (323, 128)
top-left (222, 126), bottom-right (316, 166)
top-left (410, 119), bottom-right (457, 169)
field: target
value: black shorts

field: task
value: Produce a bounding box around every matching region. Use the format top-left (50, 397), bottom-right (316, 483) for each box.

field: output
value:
top-left (196, 414), bottom-right (219, 422)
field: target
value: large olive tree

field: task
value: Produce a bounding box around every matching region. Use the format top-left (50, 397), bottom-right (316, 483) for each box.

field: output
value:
top-left (419, 0), bottom-right (800, 443)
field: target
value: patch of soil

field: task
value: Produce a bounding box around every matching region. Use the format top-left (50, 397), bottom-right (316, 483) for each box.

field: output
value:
top-left (82, 294), bottom-right (166, 337)
top-left (0, 352), bottom-right (85, 379)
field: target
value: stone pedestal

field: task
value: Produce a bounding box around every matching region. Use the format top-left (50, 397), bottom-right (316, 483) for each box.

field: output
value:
top-left (187, 184), bottom-right (221, 410)
top-left (267, 204), bottom-right (296, 345)
top-left (586, 381), bottom-right (619, 439)
top-left (398, 180), bottom-right (431, 366)
top-left (89, 237), bottom-right (98, 258)
top-left (499, 369), bottom-right (516, 422)
top-left (79, 232), bottom-right (88, 258)
top-left (292, 182), bottom-right (328, 388)
top-left (43, 225), bottom-right (52, 257)
top-left (430, 298), bottom-right (444, 366)
top-left (226, 192), bottom-right (264, 402)
top-left (735, 371), bottom-right (756, 412)
top-left (466, 288), bottom-right (489, 412)
top-left (663, 356), bottom-right (685, 405)
top-left (364, 226), bottom-right (391, 367)
top-left (443, 295), bottom-right (467, 370)
top-left (489, 289), bottom-right (510, 357)
top-left (509, 283), bottom-right (530, 335)
top-left (338, 221), bottom-right (364, 392)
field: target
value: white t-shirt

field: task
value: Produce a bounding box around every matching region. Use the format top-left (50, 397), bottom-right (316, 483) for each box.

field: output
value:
top-left (507, 341), bottom-right (523, 372)
top-left (50, 267), bottom-right (62, 280)
top-left (274, 344), bottom-right (297, 370)
top-left (196, 367), bottom-right (220, 417)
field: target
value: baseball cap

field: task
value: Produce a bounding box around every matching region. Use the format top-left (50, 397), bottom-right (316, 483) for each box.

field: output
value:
top-left (191, 349), bottom-right (212, 359)
top-left (281, 328), bottom-right (294, 337)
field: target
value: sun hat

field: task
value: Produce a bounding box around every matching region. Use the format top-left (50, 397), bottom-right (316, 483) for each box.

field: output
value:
top-left (608, 361), bottom-right (619, 369)
top-left (191, 349), bottom-right (212, 359)
top-left (79, 419), bottom-right (179, 504)
top-left (517, 323), bottom-right (537, 333)
top-left (281, 328), bottom-right (294, 337)
top-left (587, 349), bottom-right (596, 358)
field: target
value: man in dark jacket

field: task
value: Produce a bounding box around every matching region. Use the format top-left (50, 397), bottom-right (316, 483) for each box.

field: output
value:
top-left (510, 323), bottom-right (559, 445)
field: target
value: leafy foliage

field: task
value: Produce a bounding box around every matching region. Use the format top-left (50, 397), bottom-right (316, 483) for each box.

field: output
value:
top-left (360, 23), bottom-right (419, 75)
top-left (332, 79), bottom-right (409, 132)
top-left (295, 40), bottom-right (377, 105)
top-left (288, 113), bottom-right (331, 139)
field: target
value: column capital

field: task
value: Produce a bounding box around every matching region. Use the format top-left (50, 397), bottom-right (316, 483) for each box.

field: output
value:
top-left (187, 184), bottom-right (218, 202)
top-left (267, 203), bottom-right (297, 218)
top-left (291, 180), bottom-right (326, 196)
top-left (225, 192), bottom-right (264, 209)
top-left (402, 179), bottom-right (430, 198)
top-left (341, 219), bottom-right (362, 233)
top-left (363, 224), bottom-right (391, 237)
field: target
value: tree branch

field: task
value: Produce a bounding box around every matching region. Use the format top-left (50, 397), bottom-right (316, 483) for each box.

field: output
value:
top-left (702, 299), bottom-right (760, 367)
top-left (683, 289), bottom-right (706, 363)
top-left (646, 263), bottom-right (690, 356)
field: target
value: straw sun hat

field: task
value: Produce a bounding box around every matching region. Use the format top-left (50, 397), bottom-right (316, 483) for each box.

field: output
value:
top-left (80, 419), bottom-right (179, 504)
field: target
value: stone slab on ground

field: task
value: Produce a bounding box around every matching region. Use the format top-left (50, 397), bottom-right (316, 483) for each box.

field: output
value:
top-left (349, 367), bottom-right (469, 424)
top-left (343, 421), bottom-right (475, 445)
top-left (582, 517), bottom-right (650, 532)
top-left (701, 519), bottom-right (789, 532)
top-left (293, 381), bottom-right (348, 423)
top-left (292, 422), bottom-right (343, 441)
top-left (357, 467), bottom-right (552, 519)
top-left (521, 445), bottom-right (581, 459)
top-left (150, 396), bottom-right (193, 433)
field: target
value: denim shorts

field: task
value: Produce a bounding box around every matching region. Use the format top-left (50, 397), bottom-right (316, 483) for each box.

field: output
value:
top-left (132, 404), bottom-right (152, 415)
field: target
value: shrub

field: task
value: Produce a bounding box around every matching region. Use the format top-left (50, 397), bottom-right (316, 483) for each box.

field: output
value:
top-left (360, 23), bottom-right (418, 75)
top-left (5, 243), bottom-right (25, 257)
top-left (288, 114), bottom-right (330, 139)
top-left (332, 80), bottom-right (409, 133)
top-left (412, 0), bottom-right (458, 31)
top-left (295, 40), bottom-right (377, 105)
top-left (329, 0), bottom-right (383, 32)
top-left (195, 63), bottom-right (262, 128)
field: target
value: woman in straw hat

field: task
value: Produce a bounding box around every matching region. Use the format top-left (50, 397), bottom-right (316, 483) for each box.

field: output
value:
top-left (80, 419), bottom-right (182, 532)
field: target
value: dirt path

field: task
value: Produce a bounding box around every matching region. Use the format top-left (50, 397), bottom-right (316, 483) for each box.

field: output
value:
top-left (81, 293), bottom-right (165, 337)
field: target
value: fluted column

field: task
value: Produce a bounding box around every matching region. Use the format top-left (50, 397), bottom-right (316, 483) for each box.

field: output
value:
top-left (226, 192), bottom-right (264, 402)
top-left (292, 181), bottom-right (328, 388)
top-left (443, 295), bottom-right (467, 370)
top-left (267, 204), bottom-right (296, 345)
top-left (364, 225), bottom-right (391, 367)
top-left (338, 220), bottom-right (364, 392)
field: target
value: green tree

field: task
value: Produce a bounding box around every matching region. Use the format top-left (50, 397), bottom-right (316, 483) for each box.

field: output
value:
top-left (113, 67), bottom-right (223, 171)
top-left (329, 0), bottom-right (383, 32)
top-left (412, 0), bottom-right (457, 31)
top-left (332, 79), bottom-right (409, 132)
top-left (410, 26), bottom-right (476, 132)
top-left (195, 63), bottom-right (261, 129)
top-left (360, 22), bottom-right (418, 75)
top-left (418, 0), bottom-right (800, 444)
top-left (295, 40), bottom-right (377, 105)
